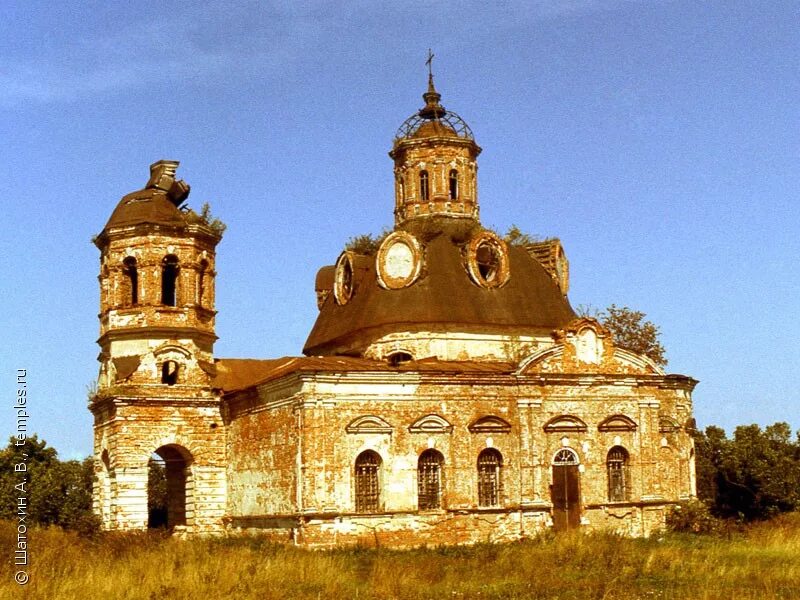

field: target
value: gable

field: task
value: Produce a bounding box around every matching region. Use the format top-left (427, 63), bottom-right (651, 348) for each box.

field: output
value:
top-left (515, 317), bottom-right (666, 376)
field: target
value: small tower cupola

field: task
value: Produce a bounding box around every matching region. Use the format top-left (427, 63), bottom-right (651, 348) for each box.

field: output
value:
top-left (390, 54), bottom-right (482, 227)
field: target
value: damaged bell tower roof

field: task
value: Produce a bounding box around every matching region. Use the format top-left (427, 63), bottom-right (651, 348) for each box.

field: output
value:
top-left (102, 160), bottom-right (191, 231)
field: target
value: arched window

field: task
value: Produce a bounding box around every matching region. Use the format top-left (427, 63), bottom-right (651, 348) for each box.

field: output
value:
top-left (419, 170), bottom-right (429, 202)
top-left (607, 446), bottom-right (630, 502)
top-left (418, 449), bottom-right (444, 510)
top-left (161, 360), bottom-right (179, 385)
top-left (448, 169), bottom-right (458, 200)
top-left (197, 259), bottom-right (209, 307)
top-left (355, 450), bottom-right (381, 513)
top-left (477, 448), bottom-right (502, 507)
top-left (161, 255), bottom-right (179, 306)
top-left (122, 257), bottom-right (138, 306)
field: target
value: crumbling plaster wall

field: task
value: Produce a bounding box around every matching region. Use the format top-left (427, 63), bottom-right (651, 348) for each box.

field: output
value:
top-left (223, 368), bottom-right (694, 546)
top-left (225, 383), bottom-right (302, 520)
top-left (92, 396), bottom-right (226, 533)
top-left (362, 326), bottom-right (554, 362)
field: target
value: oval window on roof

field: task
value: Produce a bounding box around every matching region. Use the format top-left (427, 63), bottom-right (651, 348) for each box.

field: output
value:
top-left (333, 251), bottom-right (356, 305)
top-left (376, 231), bottom-right (423, 290)
top-left (466, 231), bottom-right (510, 289)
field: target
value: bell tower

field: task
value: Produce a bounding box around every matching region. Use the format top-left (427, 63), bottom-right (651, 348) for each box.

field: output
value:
top-left (389, 59), bottom-right (482, 226)
top-left (90, 160), bottom-right (226, 533)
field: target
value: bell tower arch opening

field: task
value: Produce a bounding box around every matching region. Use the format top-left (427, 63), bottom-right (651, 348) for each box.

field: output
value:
top-left (161, 254), bottom-right (180, 306)
top-left (148, 444), bottom-right (193, 530)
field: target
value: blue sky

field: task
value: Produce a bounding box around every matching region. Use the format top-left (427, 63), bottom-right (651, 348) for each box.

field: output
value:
top-left (1, 1), bottom-right (798, 459)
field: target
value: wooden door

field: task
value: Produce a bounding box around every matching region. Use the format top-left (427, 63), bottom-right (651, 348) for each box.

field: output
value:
top-left (552, 450), bottom-right (581, 531)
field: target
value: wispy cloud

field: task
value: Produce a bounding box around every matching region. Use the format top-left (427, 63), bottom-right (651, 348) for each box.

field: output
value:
top-left (0, 0), bottom-right (644, 106)
top-left (0, 6), bottom-right (302, 105)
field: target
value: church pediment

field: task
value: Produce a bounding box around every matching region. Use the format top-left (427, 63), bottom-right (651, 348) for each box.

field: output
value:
top-left (544, 415), bottom-right (588, 433)
top-left (409, 414), bottom-right (453, 434)
top-left (517, 318), bottom-right (665, 376)
top-left (468, 415), bottom-right (512, 433)
top-left (345, 415), bottom-right (393, 435)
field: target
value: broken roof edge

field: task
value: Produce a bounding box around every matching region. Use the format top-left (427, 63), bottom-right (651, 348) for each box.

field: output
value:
top-left (213, 356), bottom-right (515, 395)
top-left (302, 320), bottom-right (560, 357)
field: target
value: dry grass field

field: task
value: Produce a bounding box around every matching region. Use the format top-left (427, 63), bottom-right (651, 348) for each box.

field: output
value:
top-left (3, 514), bottom-right (799, 600)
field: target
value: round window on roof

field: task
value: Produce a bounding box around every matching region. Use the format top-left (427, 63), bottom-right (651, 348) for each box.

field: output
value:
top-left (376, 231), bottom-right (423, 290)
top-left (334, 252), bottom-right (356, 305)
top-left (466, 231), bottom-right (510, 289)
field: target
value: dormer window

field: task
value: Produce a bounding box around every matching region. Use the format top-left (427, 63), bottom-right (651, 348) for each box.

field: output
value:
top-left (448, 169), bottom-right (458, 200)
top-left (161, 255), bottom-right (179, 306)
top-left (466, 231), bottom-right (510, 289)
top-left (419, 170), bottom-right (429, 202)
top-left (122, 257), bottom-right (138, 306)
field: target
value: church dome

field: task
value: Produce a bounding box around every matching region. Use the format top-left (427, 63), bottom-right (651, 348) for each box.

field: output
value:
top-left (396, 108), bottom-right (474, 141)
top-left (303, 231), bottom-right (576, 356)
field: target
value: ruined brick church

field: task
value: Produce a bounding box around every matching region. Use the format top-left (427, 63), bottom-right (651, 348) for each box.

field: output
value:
top-left (90, 72), bottom-right (698, 546)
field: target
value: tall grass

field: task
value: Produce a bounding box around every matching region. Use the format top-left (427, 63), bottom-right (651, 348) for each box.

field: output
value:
top-left (3, 514), bottom-right (799, 599)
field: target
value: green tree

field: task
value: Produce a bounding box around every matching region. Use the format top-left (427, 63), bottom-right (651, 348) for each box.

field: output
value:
top-left (692, 423), bottom-right (800, 520)
top-left (0, 435), bottom-right (98, 533)
top-left (502, 224), bottom-right (543, 246)
top-left (344, 229), bottom-right (390, 255)
top-left (692, 425), bottom-right (727, 505)
top-left (148, 457), bottom-right (168, 528)
top-left (599, 304), bottom-right (667, 367)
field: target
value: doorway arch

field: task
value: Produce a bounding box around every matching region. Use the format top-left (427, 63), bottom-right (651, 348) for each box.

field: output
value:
top-left (148, 444), bottom-right (193, 529)
top-left (551, 448), bottom-right (581, 531)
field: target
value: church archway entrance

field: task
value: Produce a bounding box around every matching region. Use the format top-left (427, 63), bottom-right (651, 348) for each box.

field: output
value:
top-left (148, 444), bottom-right (192, 530)
top-left (551, 448), bottom-right (581, 532)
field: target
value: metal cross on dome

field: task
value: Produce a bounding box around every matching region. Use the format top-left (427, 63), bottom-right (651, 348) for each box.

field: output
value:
top-left (426, 48), bottom-right (434, 77)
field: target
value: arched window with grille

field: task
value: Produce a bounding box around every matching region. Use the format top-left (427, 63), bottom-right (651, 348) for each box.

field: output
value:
top-left (161, 255), bottom-right (179, 306)
top-left (607, 446), bottom-right (630, 502)
top-left (419, 170), bottom-right (429, 201)
top-left (122, 257), bottom-right (138, 306)
top-left (355, 450), bottom-right (381, 513)
top-left (448, 169), bottom-right (458, 200)
top-left (477, 448), bottom-right (502, 507)
top-left (418, 449), bottom-right (444, 510)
